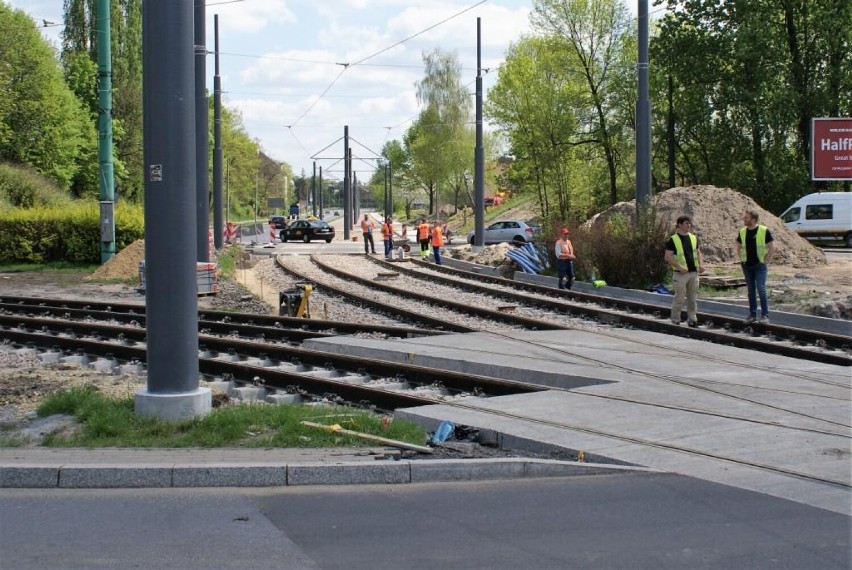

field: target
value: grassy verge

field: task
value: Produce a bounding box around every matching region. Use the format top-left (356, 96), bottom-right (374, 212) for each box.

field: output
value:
top-left (27, 385), bottom-right (427, 448)
top-left (215, 244), bottom-right (242, 280)
top-left (0, 261), bottom-right (98, 273)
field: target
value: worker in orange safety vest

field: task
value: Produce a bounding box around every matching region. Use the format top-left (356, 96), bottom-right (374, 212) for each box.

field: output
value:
top-left (431, 221), bottom-right (444, 265)
top-left (381, 217), bottom-right (394, 258)
top-left (555, 228), bottom-right (576, 290)
top-left (361, 213), bottom-right (376, 254)
top-left (417, 218), bottom-right (431, 260)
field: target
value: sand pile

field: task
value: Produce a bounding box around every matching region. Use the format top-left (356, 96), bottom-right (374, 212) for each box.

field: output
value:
top-left (85, 239), bottom-right (146, 281)
top-left (588, 185), bottom-right (826, 267)
top-left (447, 243), bottom-right (513, 265)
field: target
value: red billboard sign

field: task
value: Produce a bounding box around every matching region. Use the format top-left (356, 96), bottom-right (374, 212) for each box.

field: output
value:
top-left (811, 118), bottom-right (852, 181)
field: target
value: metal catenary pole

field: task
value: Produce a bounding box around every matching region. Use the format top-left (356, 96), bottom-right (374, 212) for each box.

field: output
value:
top-left (474, 17), bottom-right (485, 247)
top-left (138, 0), bottom-right (210, 419)
top-left (96, 0), bottom-right (115, 263)
top-left (212, 14), bottom-right (223, 250)
top-left (636, 0), bottom-right (652, 208)
top-left (312, 161), bottom-right (317, 217)
top-left (318, 166), bottom-right (324, 219)
top-left (343, 126), bottom-right (350, 240)
top-left (194, 0), bottom-right (209, 261)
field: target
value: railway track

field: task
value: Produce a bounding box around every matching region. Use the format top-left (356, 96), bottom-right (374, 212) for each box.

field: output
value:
top-left (1, 262), bottom-right (847, 491)
top-left (341, 255), bottom-right (852, 366)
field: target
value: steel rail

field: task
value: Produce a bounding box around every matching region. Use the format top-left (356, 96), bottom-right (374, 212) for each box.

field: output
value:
top-left (0, 298), bottom-right (439, 339)
top-left (366, 257), bottom-right (852, 366)
top-left (310, 255), bottom-right (564, 332)
top-left (274, 257), bottom-right (475, 333)
top-left (1, 317), bottom-right (542, 399)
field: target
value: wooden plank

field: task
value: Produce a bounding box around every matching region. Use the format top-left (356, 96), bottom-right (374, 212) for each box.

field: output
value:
top-left (300, 421), bottom-right (433, 454)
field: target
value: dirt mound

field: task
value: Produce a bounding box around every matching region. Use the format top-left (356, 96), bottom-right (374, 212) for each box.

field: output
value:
top-left (589, 185), bottom-right (826, 267)
top-left (447, 243), bottom-right (513, 265)
top-left (85, 239), bottom-right (145, 281)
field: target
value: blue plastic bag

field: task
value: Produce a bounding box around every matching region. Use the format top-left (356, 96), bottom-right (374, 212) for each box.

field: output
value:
top-left (431, 420), bottom-right (455, 443)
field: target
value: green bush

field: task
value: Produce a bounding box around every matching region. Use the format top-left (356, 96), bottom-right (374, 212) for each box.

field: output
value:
top-left (0, 202), bottom-right (144, 263)
top-left (0, 162), bottom-right (72, 211)
top-left (575, 208), bottom-right (670, 289)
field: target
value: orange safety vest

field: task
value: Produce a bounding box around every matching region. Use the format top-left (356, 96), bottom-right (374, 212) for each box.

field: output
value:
top-left (558, 239), bottom-right (573, 259)
top-left (431, 225), bottom-right (444, 247)
top-left (361, 218), bottom-right (374, 233)
top-left (381, 222), bottom-right (391, 238)
top-left (418, 223), bottom-right (430, 240)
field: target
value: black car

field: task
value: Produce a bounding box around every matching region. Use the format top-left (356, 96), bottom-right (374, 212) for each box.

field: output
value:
top-left (280, 219), bottom-right (335, 243)
top-left (268, 215), bottom-right (287, 229)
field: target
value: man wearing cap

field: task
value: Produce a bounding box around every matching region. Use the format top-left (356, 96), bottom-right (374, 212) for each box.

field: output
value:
top-left (555, 228), bottom-right (576, 290)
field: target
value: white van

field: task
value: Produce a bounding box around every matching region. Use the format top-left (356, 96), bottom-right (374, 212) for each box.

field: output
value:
top-left (780, 192), bottom-right (852, 247)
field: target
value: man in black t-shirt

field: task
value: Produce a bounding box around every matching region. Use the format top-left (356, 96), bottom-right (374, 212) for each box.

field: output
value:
top-left (735, 210), bottom-right (777, 323)
top-left (664, 215), bottom-right (704, 326)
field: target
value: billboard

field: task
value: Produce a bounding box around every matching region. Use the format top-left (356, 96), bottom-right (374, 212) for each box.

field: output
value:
top-left (811, 118), bottom-right (852, 181)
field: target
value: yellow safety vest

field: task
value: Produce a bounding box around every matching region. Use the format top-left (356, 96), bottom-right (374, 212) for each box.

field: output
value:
top-left (739, 226), bottom-right (768, 263)
top-left (670, 233), bottom-right (698, 269)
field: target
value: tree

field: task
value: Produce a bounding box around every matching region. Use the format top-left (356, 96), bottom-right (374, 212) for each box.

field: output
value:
top-left (653, 0), bottom-right (852, 211)
top-left (62, 0), bottom-right (144, 202)
top-left (409, 49), bottom-right (472, 216)
top-left (532, 0), bottom-right (632, 206)
top-left (0, 3), bottom-right (96, 191)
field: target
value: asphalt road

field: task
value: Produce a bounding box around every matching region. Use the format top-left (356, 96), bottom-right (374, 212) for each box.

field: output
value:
top-left (2, 473), bottom-right (849, 569)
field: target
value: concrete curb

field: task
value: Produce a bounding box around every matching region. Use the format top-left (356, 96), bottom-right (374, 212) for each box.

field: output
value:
top-left (0, 459), bottom-right (659, 489)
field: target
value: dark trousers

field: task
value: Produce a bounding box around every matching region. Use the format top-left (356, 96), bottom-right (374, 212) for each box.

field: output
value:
top-left (384, 238), bottom-right (393, 258)
top-left (741, 263), bottom-right (768, 318)
top-left (419, 239), bottom-right (430, 258)
top-left (557, 259), bottom-right (574, 289)
top-left (363, 232), bottom-right (375, 253)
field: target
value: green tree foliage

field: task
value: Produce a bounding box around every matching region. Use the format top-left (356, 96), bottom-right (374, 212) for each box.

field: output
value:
top-left (532, 0), bottom-right (633, 207)
top-left (652, 0), bottom-right (852, 211)
top-left (0, 3), bottom-right (96, 192)
top-left (62, 0), bottom-right (143, 202)
top-left (408, 49), bottom-right (473, 216)
top-left (208, 100), bottom-right (267, 220)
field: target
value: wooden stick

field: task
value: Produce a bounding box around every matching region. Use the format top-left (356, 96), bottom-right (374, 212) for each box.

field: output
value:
top-left (300, 421), bottom-right (433, 454)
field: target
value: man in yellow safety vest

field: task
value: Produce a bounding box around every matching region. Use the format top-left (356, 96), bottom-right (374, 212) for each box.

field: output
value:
top-left (664, 215), bottom-right (704, 327)
top-left (735, 210), bottom-right (776, 323)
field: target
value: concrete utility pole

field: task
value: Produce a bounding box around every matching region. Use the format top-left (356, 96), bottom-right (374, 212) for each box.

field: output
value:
top-left (213, 14), bottom-right (224, 250)
top-left (97, 0), bottom-right (115, 263)
top-left (473, 17), bottom-right (485, 248)
top-left (137, 0), bottom-right (211, 420)
top-left (636, 0), bottom-right (652, 207)
top-left (194, 0), bottom-right (209, 261)
top-left (343, 126), bottom-right (351, 240)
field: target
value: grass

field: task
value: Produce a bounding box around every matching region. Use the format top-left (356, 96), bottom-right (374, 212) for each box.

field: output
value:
top-left (215, 244), bottom-right (242, 280)
top-left (0, 261), bottom-right (99, 273)
top-left (28, 385), bottom-right (428, 449)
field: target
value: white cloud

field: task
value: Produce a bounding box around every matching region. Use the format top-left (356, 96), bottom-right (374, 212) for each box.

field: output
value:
top-left (212, 0), bottom-right (297, 34)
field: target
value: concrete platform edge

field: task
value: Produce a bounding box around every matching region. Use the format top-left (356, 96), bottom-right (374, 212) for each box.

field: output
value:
top-left (0, 459), bottom-right (658, 489)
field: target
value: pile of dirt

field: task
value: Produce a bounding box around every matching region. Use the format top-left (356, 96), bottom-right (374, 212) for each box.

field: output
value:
top-left (588, 185), bottom-right (826, 267)
top-left (85, 239), bottom-right (146, 281)
top-left (447, 243), bottom-right (513, 265)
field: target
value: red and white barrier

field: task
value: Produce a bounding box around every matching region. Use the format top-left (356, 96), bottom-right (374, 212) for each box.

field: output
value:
top-left (269, 225), bottom-right (277, 243)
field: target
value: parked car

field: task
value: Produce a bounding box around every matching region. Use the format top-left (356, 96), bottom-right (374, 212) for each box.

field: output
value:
top-left (467, 220), bottom-right (538, 245)
top-left (780, 192), bottom-right (852, 247)
top-left (280, 219), bottom-right (335, 243)
top-left (268, 215), bottom-right (286, 229)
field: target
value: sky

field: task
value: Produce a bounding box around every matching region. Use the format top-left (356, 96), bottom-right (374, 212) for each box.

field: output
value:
top-left (13, 0), bottom-right (649, 183)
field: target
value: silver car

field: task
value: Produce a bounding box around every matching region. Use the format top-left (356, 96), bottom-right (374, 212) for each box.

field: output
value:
top-left (467, 220), bottom-right (538, 245)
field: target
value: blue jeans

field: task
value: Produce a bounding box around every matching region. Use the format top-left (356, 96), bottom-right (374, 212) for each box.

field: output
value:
top-left (384, 238), bottom-right (393, 258)
top-left (741, 263), bottom-right (768, 318)
top-left (432, 246), bottom-right (442, 265)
